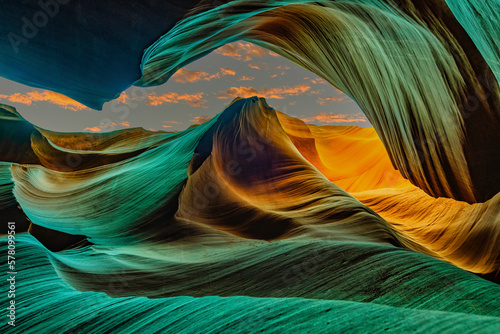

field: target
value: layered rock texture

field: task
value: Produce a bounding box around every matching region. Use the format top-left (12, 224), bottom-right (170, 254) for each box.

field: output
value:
top-left (0, 0), bottom-right (499, 333)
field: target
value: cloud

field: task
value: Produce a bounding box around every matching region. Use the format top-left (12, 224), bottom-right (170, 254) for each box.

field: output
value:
top-left (249, 63), bottom-right (289, 75)
top-left (0, 91), bottom-right (87, 111)
top-left (317, 96), bottom-right (345, 105)
top-left (84, 126), bottom-right (103, 132)
top-left (116, 92), bottom-right (129, 104)
top-left (170, 67), bottom-right (236, 83)
top-left (191, 116), bottom-right (212, 124)
top-left (83, 119), bottom-right (132, 132)
top-left (171, 68), bottom-right (220, 83)
top-left (216, 84), bottom-right (311, 100)
top-left (162, 120), bottom-right (182, 129)
top-left (83, 121), bottom-right (118, 132)
top-left (220, 67), bottom-right (236, 76)
top-left (146, 92), bottom-right (207, 107)
top-left (272, 66), bottom-right (290, 77)
top-left (214, 42), bottom-right (274, 61)
top-left (301, 112), bottom-right (368, 124)
top-left (248, 64), bottom-right (261, 70)
top-left (238, 76), bottom-right (254, 81)
top-left (311, 78), bottom-right (328, 85)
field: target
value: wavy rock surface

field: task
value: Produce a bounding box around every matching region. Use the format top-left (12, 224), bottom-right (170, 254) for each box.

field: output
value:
top-left (0, 0), bottom-right (498, 201)
top-left (277, 111), bottom-right (500, 275)
top-left (0, 1), bottom-right (499, 332)
top-left (0, 96), bottom-right (499, 332)
top-left (3, 234), bottom-right (500, 333)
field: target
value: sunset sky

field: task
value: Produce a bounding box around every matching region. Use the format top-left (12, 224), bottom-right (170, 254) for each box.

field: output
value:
top-left (0, 41), bottom-right (369, 133)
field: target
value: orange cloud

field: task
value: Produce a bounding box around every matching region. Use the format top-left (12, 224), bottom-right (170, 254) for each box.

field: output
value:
top-left (83, 119), bottom-right (132, 132)
top-left (116, 92), bottom-right (129, 104)
top-left (171, 67), bottom-right (235, 83)
top-left (171, 68), bottom-right (220, 83)
top-left (248, 64), bottom-right (261, 70)
top-left (83, 121), bottom-right (118, 133)
top-left (317, 96), bottom-right (345, 105)
top-left (301, 112), bottom-right (367, 124)
top-left (191, 116), bottom-right (212, 124)
top-left (146, 92), bottom-right (207, 107)
top-left (238, 76), bottom-right (254, 81)
top-left (162, 120), bottom-right (182, 129)
top-left (217, 84), bottom-right (311, 100)
top-left (220, 67), bottom-right (236, 76)
top-left (84, 126), bottom-right (102, 132)
top-left (248, 62), bottom-right (286, 72)
top-left (0, 91), bottom-right (87, 111)
top-left (311, 78), bottom-right (328, 85)
top-left (214, 42), bottom-right (273, 61)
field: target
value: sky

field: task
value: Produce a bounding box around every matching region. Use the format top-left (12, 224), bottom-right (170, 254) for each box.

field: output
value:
top-left (0, 41), bottom-right (370, 133)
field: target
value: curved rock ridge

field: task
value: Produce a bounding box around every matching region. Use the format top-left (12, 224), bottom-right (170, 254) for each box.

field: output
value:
top-left (276, 111), bottom-right (500, 275)
top-left (138, 0), bottom-right (500, 203)
top-left (8, 98), bottom-right (411, 253)
top-left (0, 0), bottom-right (200, 109)
top-left (445, 0), bottom-right (500, 84)
top-left (0, 1), bottom-right (498, 330)
top-left (2, 234), bottom-right (500, 333)
top-left (276, 111), bottom-right (413, 192)
top-left (1, 1), bottom-right (498, 203)
top-left (0, 97), bottom-right (497, 292)
top-left (1, 97), bottom-right (499, 331)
